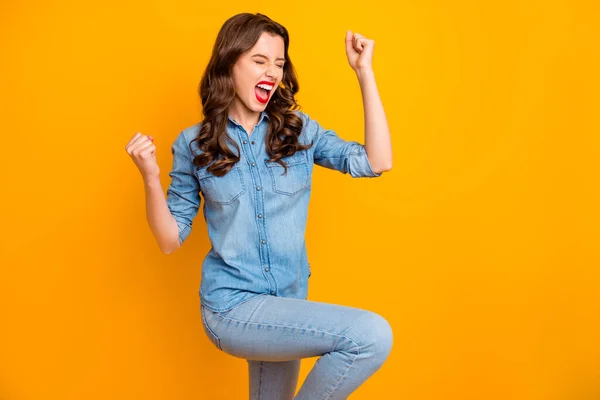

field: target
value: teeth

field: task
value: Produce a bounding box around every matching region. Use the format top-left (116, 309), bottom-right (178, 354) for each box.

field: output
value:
top-left (256, 83), bottom-right (273, 91)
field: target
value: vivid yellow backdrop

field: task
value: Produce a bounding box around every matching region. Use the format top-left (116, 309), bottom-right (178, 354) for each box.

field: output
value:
top-left (1, 1), bottom-right (599, 399)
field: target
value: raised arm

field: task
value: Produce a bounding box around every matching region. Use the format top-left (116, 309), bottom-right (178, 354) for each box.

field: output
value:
top-left (345, 30), bottom-right (392, 174)
top-left (126, 132), bottom-right (181, 254)
top-left (125, 130), bottom-right (201, 255)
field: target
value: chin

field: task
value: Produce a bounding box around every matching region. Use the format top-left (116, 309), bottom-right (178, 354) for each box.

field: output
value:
top-left (248, 99), bottom-right (267, 111)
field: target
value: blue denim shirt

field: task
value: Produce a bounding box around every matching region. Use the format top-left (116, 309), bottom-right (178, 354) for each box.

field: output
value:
top-left (166, 110), bottom-right (382, 313)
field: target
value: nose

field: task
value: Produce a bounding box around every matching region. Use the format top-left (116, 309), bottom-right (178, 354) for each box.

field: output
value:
top-left (265, 64), bottom-right (278, 79)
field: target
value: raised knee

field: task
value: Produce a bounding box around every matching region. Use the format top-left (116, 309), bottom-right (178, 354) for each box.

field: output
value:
top-left (369, 313), bottom-right (393, 358)
top-left (350, 312), bottom-right (393, 361)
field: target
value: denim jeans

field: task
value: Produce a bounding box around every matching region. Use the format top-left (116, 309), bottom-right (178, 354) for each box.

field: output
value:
top-left (200, 293), bottom-right (393, 399)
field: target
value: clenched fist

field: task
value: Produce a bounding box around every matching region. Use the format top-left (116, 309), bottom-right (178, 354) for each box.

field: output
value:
top-left (345, 30), bottom-right (375, 73)
top-left (125, 132), bottom-right (160, 182)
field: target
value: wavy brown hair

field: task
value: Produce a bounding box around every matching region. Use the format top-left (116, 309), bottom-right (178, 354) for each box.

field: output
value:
top-left (191, 12), bottom-right (313, 177)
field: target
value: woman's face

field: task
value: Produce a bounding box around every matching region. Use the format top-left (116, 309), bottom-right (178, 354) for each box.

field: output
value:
top-left (231, 31), bottom-right (285, 114)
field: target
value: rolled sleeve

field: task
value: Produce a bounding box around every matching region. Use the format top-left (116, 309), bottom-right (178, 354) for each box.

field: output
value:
top-left (302, 112), bottom-right (382, 178)
top-left (166, 131), bottom-right (201, 245)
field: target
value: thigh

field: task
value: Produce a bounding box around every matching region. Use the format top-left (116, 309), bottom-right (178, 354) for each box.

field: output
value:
top-left (202, 293), bottom-right (390, 362)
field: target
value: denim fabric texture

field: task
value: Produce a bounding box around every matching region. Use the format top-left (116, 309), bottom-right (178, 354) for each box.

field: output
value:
top-left (166, 110), bottom-right (382, 313)
top-left (200, 293), bottom-right (394, 399)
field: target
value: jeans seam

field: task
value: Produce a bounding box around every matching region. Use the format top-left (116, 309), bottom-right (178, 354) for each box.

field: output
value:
top-left (204, 293), bottom-right (267, 315)
top-left (246, 295), bottom-right (270, 322)
top-left (258, 361), bottom-right (264, 399)
top-left (214, 310), bottom-right (361, 399)
top-left (201, 305), bottom-right (222, 350)
top-left (322, 344), bottom-right (360, 400)
top-left (214, 312), bottom-right (360, 347)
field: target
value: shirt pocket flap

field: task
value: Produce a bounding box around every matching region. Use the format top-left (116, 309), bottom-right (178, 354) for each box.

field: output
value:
top-left (265, 151), bottom-right (307, 167)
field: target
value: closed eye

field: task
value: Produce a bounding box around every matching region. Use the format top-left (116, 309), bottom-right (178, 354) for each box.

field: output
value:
top-left (255, 61), bottom-right (284, 68)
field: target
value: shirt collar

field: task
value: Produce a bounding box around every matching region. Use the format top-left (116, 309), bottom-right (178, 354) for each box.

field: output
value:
top-left (227, 110), bottom-right (270, 127)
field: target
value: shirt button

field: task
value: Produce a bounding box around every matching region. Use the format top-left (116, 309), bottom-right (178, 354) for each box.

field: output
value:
top-left (265, 267), bottom-right (269, 272)
top-left (251, 141), bottom-right (255, 145)
top-left (251, 162), bottom-right (256, 166)
top-left (270, 291), bottom-right (275, 295)
top-left (261, 239), bottom-right (266, 244)
top-left (258, 214), bottom-right (262, 218)
top-left (256, 186), bottom-right (261, 191)
top-left (243, 140), bottom-right (247, 144)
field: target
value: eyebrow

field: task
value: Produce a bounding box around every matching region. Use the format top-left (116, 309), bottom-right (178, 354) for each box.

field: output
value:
top-left (252, 54), bottom-right (286, 63)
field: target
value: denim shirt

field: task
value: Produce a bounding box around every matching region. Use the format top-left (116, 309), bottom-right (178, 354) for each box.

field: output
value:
top-left (166, 110), bottom-right (382, 313)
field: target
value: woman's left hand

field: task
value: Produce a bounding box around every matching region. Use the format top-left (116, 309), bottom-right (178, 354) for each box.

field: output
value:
top-left (345, 30), bottom-right (375, 73)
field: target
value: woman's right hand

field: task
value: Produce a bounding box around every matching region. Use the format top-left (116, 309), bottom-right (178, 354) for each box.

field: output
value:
top-left (125, 132), bottom-right (160, 182)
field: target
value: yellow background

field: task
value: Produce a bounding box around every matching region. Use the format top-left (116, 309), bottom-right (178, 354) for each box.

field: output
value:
top-left (1, 0), bottom-right (599, 399)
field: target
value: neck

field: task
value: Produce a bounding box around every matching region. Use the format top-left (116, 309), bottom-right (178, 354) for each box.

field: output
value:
top-left (228, 101), bottom-right (260, 128)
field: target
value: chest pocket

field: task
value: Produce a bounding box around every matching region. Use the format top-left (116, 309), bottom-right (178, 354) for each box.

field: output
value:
top-left (195, 166), bottom-right (246, 205)
top-left (264, 151), bottom-right (310, 196)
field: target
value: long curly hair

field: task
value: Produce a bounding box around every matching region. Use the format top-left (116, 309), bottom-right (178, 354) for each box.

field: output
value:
top-left (191, 12), bottom-right (313, 177)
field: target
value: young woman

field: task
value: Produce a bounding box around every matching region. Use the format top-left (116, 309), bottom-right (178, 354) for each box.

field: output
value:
top-left (126, 12), bottom-right (393, 400)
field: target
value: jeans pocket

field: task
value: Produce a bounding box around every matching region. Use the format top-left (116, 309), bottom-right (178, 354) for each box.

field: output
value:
top-left (201, 304), bottom-right (222, 351)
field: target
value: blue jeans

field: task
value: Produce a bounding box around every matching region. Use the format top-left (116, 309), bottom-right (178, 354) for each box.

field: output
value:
top-left (200, 293), bottom-right (393, 399)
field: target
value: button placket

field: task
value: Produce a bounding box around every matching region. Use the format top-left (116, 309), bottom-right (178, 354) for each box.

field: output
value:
top-left (235, 125), bottom-right (276, 296)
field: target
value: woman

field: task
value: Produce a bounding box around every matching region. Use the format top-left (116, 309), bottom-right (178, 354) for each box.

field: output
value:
top-left (126, 12), bottom-right (393, 400)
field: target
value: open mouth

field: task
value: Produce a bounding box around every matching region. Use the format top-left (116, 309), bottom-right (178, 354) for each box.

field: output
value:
top-left (255, 82), bottom-right (274, 103)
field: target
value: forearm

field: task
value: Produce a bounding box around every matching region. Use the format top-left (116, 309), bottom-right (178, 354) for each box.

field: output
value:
top-left (143, 178), bottom-right (180, 254)
top-left (357, 67), bottom-right (392, 173)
